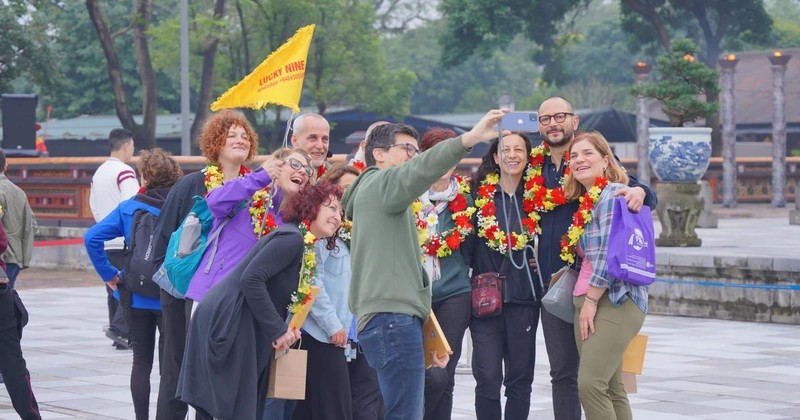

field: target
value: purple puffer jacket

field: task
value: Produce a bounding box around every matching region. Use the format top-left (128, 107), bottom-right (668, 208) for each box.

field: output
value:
top-left (185, 170), bottom-right (285, 301)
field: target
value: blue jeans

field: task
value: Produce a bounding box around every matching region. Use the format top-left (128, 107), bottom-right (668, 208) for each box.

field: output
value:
top-left (262, 397), bottom-right (296, 420)
top-left (358, 313), bottom-right (424, 420)
top-left (5, 264), bottom-right (20, 289)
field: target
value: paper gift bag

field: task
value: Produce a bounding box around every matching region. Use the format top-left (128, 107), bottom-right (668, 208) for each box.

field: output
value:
top-left (266, 348), bottom-right (307, 400)
top-left (622, 334), bottom-right (648, 375)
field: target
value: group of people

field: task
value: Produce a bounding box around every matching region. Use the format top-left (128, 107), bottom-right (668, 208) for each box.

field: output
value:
top-left (79, 95), bottom-right (655, 420)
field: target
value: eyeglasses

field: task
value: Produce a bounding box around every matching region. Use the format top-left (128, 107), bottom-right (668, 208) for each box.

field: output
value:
top-left (538, 112), bottom-right (575, 125)
top-left (386, 143), bottom-right (420, 157)
top-left (284, 158), bottom-right (314, 177)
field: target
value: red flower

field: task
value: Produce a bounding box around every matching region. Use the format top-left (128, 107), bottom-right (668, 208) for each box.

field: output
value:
top-left (595, 177), bottom-right (609, 188)
top-left (480, 202), bottom-right (496, 217)
top-left (317, 165), bottom-right (327, 178)
top-left (239, 165), bottom-right (252, 176)
top-left (352, 160), bottom-right (366, 172)
top-left (551, 188), bottom-right (567, 205)
top-left (485, 225), bottom-right (499, 240)
top-left (531, 175), bottom-right (544, 186)
top-left (455, 214), bottom-right (472, 228)
top-left (445, 231), bottom-right (462, 250)
top-left (530, 154), bottom-right (545, 166)
top-left (478, 184), bottom-right (496, 198)
top-left (521, 217), bottom-right (538, 233)
top-left (509, 234), bottom-right (518, 248)
top-left (522, 198), bottom-right (535, 212)
top-left (449, 193), bottom-right (467, 212)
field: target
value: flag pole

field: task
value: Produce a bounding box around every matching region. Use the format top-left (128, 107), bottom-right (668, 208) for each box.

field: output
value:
top-left (282, 110), bottom-right (295, 148)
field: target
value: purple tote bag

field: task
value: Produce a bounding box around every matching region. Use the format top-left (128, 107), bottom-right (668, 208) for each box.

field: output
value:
top-left (606, 197), bottom-right (656, 286)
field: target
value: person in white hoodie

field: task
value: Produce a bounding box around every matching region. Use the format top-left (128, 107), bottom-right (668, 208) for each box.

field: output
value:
top-left (89, 128), bottom-right (140, 349)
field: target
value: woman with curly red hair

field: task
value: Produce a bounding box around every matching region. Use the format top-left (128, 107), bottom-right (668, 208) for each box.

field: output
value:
top-left (177, 183), bottom-right (343, 420)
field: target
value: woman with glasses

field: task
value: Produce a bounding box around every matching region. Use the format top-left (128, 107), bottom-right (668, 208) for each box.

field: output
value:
top-left (417, 128), bottom-right (476, 420)
top-left (184, 147), bottom-right (313, 304)
top-left (469, 132), bottom-right (544, 420)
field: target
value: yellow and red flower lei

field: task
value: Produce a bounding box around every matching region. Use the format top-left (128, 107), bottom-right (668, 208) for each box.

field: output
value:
top-left (203, 164), bottom-right (277, 239)
top-left (559, 177), bottom-right (608, 264)
top-left (475, 173), bottom-right (535, 255)
top-left (288, 221), bottom-right (318, 314)
top-left (413, 176), bottom-right (475, 258)
top-left (521, 143), bottom-right (571, 234)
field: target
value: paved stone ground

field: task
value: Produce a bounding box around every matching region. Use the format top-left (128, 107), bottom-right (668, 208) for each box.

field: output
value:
top-left (0, 279), bottom-right (798, 419)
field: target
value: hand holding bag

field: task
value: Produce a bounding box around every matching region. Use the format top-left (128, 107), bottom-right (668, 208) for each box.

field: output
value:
top-left (266, 339), bottom-right (307, 400)
top-left (541, 265), bottom-right (579, 323)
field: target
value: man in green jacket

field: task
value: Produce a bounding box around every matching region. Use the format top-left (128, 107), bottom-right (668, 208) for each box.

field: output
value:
top-left (343, 109), bottom-right (507, 419)
top-left (0, 149), bottom-right (36, 289)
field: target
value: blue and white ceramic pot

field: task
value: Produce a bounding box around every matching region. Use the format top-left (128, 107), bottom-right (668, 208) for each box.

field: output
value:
top-left (648, 127), bottom-right (712, 182)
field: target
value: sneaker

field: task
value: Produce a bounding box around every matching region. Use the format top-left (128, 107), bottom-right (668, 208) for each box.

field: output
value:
top-left (105, 329), bottom-right (131, 350)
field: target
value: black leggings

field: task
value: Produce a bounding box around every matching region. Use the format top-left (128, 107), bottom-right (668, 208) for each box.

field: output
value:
top-left (127, 307), bottom-right (164, 420)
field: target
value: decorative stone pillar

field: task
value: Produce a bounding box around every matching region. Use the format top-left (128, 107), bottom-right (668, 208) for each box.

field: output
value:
top-left (719, 54), bottom-right (738, 208)
top-left (769, 51), bottom-right (791, 207)
top-left (633, 61), bottom-right (651, 183)
top-left (655, 183), bottom-right (703, 247)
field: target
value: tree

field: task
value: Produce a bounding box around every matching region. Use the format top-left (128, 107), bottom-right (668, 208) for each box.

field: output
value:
top-left (632, 39), bottom-right (719, 127)
top-left (86, 0), bottom-right (158, 150)
top-left (0, 1), bottom-right (60, 95)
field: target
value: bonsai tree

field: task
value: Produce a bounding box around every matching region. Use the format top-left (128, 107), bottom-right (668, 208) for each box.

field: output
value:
top-left (633, 39), bottom-right (720, 127)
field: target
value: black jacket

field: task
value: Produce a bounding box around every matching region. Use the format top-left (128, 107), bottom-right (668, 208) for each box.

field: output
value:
top-left (151, 171), bottom-right (206, 267)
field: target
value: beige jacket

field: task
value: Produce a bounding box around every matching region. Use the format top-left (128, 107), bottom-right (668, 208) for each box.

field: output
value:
top-left (0, 175), bottom-right (36, 268)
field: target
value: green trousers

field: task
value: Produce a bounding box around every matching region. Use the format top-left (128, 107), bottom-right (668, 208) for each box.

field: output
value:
top-left (573, 295), bottom-right (645, 420)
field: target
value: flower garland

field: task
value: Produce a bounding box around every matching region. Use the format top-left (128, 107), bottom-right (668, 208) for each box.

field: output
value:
top-left (559, 177), bottom-right (609, 264)
top-left (288, 221), bottom-right (318, 314)
top-left (316, 164), bottom-right (327, 179)
top-left (203, 164), bottom-right (278, 239)
top-left (475, 173), bottom-right (536, 255)
top-left (413, 176), bottom-right (475, 258)
top-left (521, 143), bottom-right (571, 234)
top-left (338, 218), bottom-right (353, 244)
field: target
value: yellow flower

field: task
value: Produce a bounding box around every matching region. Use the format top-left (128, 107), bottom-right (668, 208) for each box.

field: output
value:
top-left (303, 231), bottom-right (316, 245)
top-left (411, 201), bottom-right (423, 214)
top-left (485, 173), bottom-right (500, 185)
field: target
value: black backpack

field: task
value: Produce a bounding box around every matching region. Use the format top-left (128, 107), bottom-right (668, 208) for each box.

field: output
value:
top-left (122, 209), bottom-right (161, 298)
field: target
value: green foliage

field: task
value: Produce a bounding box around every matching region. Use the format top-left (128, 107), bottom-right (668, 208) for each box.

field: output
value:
top-left (0, 2), bottom-right (60, 95)
top-left (632, 39), bottom-right (719, 127)
top-left (384, 22), bottom-right (538, 114)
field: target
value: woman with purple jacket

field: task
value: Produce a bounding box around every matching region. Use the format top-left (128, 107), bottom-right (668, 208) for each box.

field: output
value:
top-left (184, 147), bottom-right (313, 303)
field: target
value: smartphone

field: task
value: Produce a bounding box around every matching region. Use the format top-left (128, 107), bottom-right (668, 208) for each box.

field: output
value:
top-left (501, 111), bottom-right (539, 133)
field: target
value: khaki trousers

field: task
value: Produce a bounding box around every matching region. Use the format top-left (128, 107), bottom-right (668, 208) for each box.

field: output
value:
top-left (573, 295), bottom-right (645, 420)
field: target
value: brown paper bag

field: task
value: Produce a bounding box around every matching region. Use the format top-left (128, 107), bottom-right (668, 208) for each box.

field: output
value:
top-left (266, 348), bottom-right (307, 400)
top-left (622, 334), bottom-right (648, 375)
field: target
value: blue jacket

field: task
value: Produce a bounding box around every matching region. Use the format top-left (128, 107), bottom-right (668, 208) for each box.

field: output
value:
top-left (301, 238), bottom-right (354, 344)
top-left (84, 189), bottom-right (169, 310)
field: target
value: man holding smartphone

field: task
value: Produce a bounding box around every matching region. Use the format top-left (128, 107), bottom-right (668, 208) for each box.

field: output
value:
top-left (534, 96), bottom-right (657, 419)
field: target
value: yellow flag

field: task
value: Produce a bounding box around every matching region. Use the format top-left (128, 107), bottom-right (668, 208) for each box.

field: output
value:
top-left (210, 25), bottom-right (315, 113)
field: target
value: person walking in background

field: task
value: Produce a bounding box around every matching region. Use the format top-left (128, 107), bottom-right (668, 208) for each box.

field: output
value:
top-left (0, 149), bottom-right (36, 292)
top-left (150, 109), bottom-right (259, 420)
top-left (89, 128), bottom-right (139, 350)
top-left (0, 218), bottom-right (41, 419)
top-left (417, 128), bottom-right (476, 420)
top-left (85, 149), bottom-right (183, 420)
top-left (564, 132), bottom-right (648, 420)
